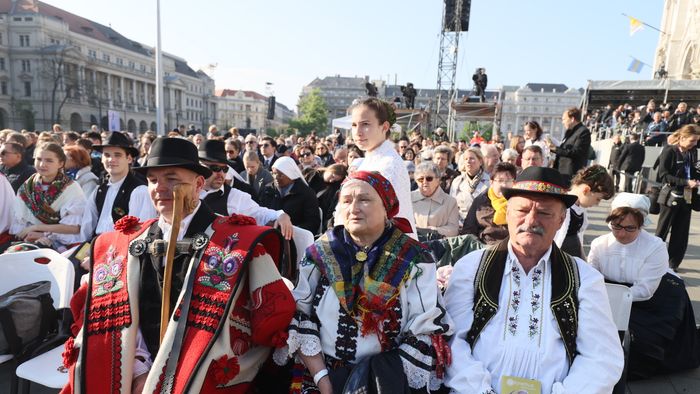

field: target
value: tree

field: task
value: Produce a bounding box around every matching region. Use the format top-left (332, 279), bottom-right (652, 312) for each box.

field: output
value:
top-left (39, 44), bottom-right (81, 126)
top-left (290, 88), bottom-right (328, 135)
top-left (459, 121), bottom-right (494, 141)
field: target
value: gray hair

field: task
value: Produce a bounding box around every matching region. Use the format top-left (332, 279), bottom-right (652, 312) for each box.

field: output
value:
top-left (433, 145), bottom-right (453, 162)
top-left (415, 161), bottom-right (442, 178)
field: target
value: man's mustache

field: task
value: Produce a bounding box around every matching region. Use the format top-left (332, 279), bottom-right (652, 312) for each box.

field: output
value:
top-left (517, 225), bottom-right (545, 236)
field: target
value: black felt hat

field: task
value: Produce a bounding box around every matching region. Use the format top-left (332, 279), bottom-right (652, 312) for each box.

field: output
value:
top-left (502, 166), bottom-right (578, 208)
top-left (133, 137), bottom-right (212, 178)
top-left (198, 140), bottom-right (233, 167)
top-left (92, 131), bottom-right (139, 158)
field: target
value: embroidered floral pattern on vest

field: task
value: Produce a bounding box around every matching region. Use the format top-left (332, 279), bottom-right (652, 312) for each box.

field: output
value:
top-left (198, 234), bottom-right (243, 291)
top-left (93, 245), bottom-right (125, 297)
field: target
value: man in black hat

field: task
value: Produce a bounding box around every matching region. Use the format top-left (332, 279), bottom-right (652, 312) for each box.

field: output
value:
top-left (198, 139), bottom-right (293, 239)
top-left (443, 167), bottom-right (623, 393)
top-left (64, 137), bottom-right (295, 393)
top-left (81, 131), bottom-right (155, 240)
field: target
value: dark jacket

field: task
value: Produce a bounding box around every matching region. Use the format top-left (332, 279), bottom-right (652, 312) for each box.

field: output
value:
top-left (618, 141), bottom-right (646, 174)
top-left (261, 154), bottom-right (278, 171)
top-left (554, 122), bottom-right (591, 182)
top-left (609, 141), bottom-right (624, 170)
top-left (239, 168), bottom-right (273, 198)
top-left (669, 111), bottom-right (693, 132)
top-left (460, 190), bottom-right (508, 245)
top-left (258, 178), bottom-right (320, 234)
top-left (656, 144), bottom-right (699, 194)
top-left (1, 161), bottom-right (36, 192)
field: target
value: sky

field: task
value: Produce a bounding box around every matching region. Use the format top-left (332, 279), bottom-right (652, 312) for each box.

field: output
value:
top-left (43, 0), bottom-right (663, 111)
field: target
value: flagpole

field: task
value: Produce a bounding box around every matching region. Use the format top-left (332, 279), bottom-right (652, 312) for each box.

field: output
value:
top-left (622, 13), bottom-right (666, 34)
top-left (155, 0), bottom-right (164, 135)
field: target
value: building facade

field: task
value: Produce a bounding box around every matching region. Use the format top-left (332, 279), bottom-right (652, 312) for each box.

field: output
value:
top-left (214, 89), bottom-right (294, 133)
top-left (300, 75), bottom-right (370, 128)
top-left (654, 0), bottom-right (700, 79)
top-left (499, 83), bottom-right (582, 141)
top-left (0, 0), bottom-right (215, 133)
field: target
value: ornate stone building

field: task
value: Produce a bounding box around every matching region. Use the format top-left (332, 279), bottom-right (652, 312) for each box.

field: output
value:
top-left (0, 0), bottom-right (216, 132)
top-left (654, 0), bottom-right (700, 79)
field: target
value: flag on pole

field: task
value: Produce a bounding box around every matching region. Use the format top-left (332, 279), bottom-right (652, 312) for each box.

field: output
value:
top-left (627, 57), bottom-right (645, 73)
top-left (629, 16), bottom-right (644, 36)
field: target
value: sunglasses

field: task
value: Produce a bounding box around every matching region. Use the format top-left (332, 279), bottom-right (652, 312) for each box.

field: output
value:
top-left (207, 164), bottom-right (228, 173)
top-left (261, 143), bottom-right (271, 148)
top-left (416, 176), bottom-right (435, 183)
top-left (301, 152), bottom-right (313, 157)
top-left (610, 222), bottom-right (639, 233)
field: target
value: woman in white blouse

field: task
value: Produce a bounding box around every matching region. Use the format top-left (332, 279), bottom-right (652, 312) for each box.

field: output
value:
top-left (588, 193), bottom-right (700, 378)
top-left (523, 120), bottom-right (551, 167)
top-left (347, 97), bottom-right (416, 235)
top-left (10, 142), bottom-right (86, 252)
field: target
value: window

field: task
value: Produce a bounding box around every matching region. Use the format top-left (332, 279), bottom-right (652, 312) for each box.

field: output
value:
top-left (13, 17), bottom-right (21, 22)
top-left (140, 64), bottom-right (146, 72)
top-left (24, 81), bottom-right (31, 97)
top-left (0, 33), bottom-right (3, 45)
top-left (88, 49), bottom-right (96, 58)
top-left (1, 81), bottom-right (6, 95)
top-left (0, 58), bottom-right (5, 71)
top-left (19, 34), bottom-right (29, 47)
top-left (116, 58), bottom-right (123, 66)
top-left (102, 53), bottom-right (110, 62)
top-left (21, 59), bottom-right (30, 72)
top-left (24, 17), bottom-right (33, 21)
top-left (128, 61), bottom-right (135, 69)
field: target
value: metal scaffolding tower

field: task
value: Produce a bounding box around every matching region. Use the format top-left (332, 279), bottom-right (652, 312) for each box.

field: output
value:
top-left (435, 0), bottom-right (469, 140)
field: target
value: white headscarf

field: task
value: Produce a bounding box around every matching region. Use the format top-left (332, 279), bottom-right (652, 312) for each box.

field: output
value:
top-left (610, 192), bottom-right (652, 226)
top-left (272, 156), bottom-right (307, 185)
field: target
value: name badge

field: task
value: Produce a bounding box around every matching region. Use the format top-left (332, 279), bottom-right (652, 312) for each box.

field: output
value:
top-left (500, 375), bottom-right (541, 394)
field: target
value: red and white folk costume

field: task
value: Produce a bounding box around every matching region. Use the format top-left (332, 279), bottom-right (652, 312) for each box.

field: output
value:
top-left (62, 214), bottom-right (295, 393)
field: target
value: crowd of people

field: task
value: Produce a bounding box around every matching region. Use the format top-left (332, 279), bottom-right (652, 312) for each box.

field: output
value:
top-left (1, 97), bottom-right (699, 393)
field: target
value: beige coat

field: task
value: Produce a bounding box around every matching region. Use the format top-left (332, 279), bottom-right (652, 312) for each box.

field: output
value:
top-left (411, 187), bottom-right (460, 237)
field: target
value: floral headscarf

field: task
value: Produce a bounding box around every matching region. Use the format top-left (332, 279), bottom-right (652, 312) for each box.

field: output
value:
top-left (343, 171), bottom-right (412, 233)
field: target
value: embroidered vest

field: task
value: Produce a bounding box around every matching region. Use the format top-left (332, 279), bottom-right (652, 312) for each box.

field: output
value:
top-left (466, 239), bottom-right (581, 365)
top-left (95, 172), bottom-right (145, 223)
top-left (202, 184), bottom-right (231, 216)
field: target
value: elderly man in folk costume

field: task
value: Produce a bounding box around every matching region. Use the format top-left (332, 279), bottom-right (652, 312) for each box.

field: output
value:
top-left (61, 137), bottom-right (296, 394)
top-left (444, 167), bottom-right (624, 393)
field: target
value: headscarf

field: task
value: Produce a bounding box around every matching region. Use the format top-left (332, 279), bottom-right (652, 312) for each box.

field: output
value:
top-left (610, 192), bottom-right (653, 226)
top-left (271, 156), bottom-right (307, 185)
top-left (344, 171), bottom-right (412, 233)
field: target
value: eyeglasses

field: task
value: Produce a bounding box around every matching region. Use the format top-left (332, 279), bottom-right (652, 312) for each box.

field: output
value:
top-left (416, 176), bottom-right (435, 183)
top-left (610, 222), bottom-right (639, 233)
top-left (493, 178), bottom-right (514, 185)
top-left (207, 164), bottom-right (228, 173)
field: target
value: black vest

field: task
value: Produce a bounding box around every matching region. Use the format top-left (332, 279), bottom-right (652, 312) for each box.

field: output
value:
top-left (95, 172), bottom-right (145, 223)
top-left (202, 184), bottom-right (231, 216)
top-left (466, 239), bottom-right (581, 365)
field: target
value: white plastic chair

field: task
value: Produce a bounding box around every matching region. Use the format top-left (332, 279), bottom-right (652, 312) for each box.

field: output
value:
top-left (605, 283), bottom-right (633, 394)
top-left (0, 249), bottom-right (75, 392)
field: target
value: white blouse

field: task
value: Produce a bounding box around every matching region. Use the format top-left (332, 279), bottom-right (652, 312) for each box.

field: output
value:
top-left (11, 181), bottom-right (87, 248)
top-left (444, 244), bottom-right (623, 394)
top-left (0, 175), bottom-right (14, 233)
top-left (587, 230), bottom-right (669, 302)
top-left (357, 140), bottom-right (416, 235)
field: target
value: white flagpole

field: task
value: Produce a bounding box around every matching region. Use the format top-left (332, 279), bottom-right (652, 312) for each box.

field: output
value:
top-left (155, 0), bottom-right (164, 135)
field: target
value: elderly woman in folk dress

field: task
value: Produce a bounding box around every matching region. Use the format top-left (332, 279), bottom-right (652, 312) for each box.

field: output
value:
top-left (276, 171), bottom-right (453, 393)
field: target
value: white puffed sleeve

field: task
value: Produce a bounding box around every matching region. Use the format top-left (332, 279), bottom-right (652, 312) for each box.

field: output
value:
top-left (128, 185), bottom-right (158, 221)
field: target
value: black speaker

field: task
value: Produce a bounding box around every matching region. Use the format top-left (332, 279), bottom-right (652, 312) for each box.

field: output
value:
top-left (443, 0), bottom-right (471, 32)
top-left (267, 96), bottom-right (276, 120)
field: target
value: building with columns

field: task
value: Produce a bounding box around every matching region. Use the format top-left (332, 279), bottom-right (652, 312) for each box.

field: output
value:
top-left (654, 0), bottom-right (700, 79)
top-left (498, 83), bottom-right (582, 141)
top-left (214, 89), bottom-right (295, 133)
top-left (0, 0), bottom-right (215, 133)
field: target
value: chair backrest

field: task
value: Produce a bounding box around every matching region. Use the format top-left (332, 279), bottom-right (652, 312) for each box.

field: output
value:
top-left (605, 283), bottom-right (633, 331)
top-left (0, 249), bottom-right (75, 310)
top-left (293, 226), bottom-right (315, 265)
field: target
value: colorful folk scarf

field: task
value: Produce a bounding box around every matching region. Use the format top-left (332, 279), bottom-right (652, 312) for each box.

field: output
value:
top-left (488, 186), bottom-right (508, 225)
top-left (308, 226), bottom-right (424, 342)
top-left (18, 172), bottom-right (71, 224)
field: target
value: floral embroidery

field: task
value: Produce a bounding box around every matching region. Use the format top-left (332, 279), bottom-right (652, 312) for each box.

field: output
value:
top-left (113, 206), bottom-right (126, 218)
top-left (507, 316), bottom-right (518, 336)
top-left (528, 316), bottom-right (540, 338)
top-left (211, 354), bottom-right (240, 385)
top-left (198, 234), bottom-right (243, 291)
top-left (114, 215), bottom-right (140, 233)
top-left (17, 172), bottom-right (71, 224)
top-left (511, 264), bottom-right (521, 287)
top-left (510, 290), bottom-right (521, 313)
top-left (532, 267), bottom-right (543, 288)
top-left (93, 245), bottom-right (125, 297)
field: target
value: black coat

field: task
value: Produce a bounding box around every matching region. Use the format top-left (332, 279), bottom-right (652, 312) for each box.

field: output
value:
top-left (609, 142), bottom-right (624, 169)
top-left (1, 162), bottom-right (36, 192)
top-left (618, 141), bottom-right (646, 174)
top-left (258, 178), bottom-right (320, 234)
top-left (554, 122), bottom-right (591, 182)
top-left (656, 144), bottom-right (699, 194)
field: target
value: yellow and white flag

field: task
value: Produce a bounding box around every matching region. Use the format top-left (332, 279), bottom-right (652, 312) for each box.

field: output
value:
top-left (629, 16), bottom-right (644, 36)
